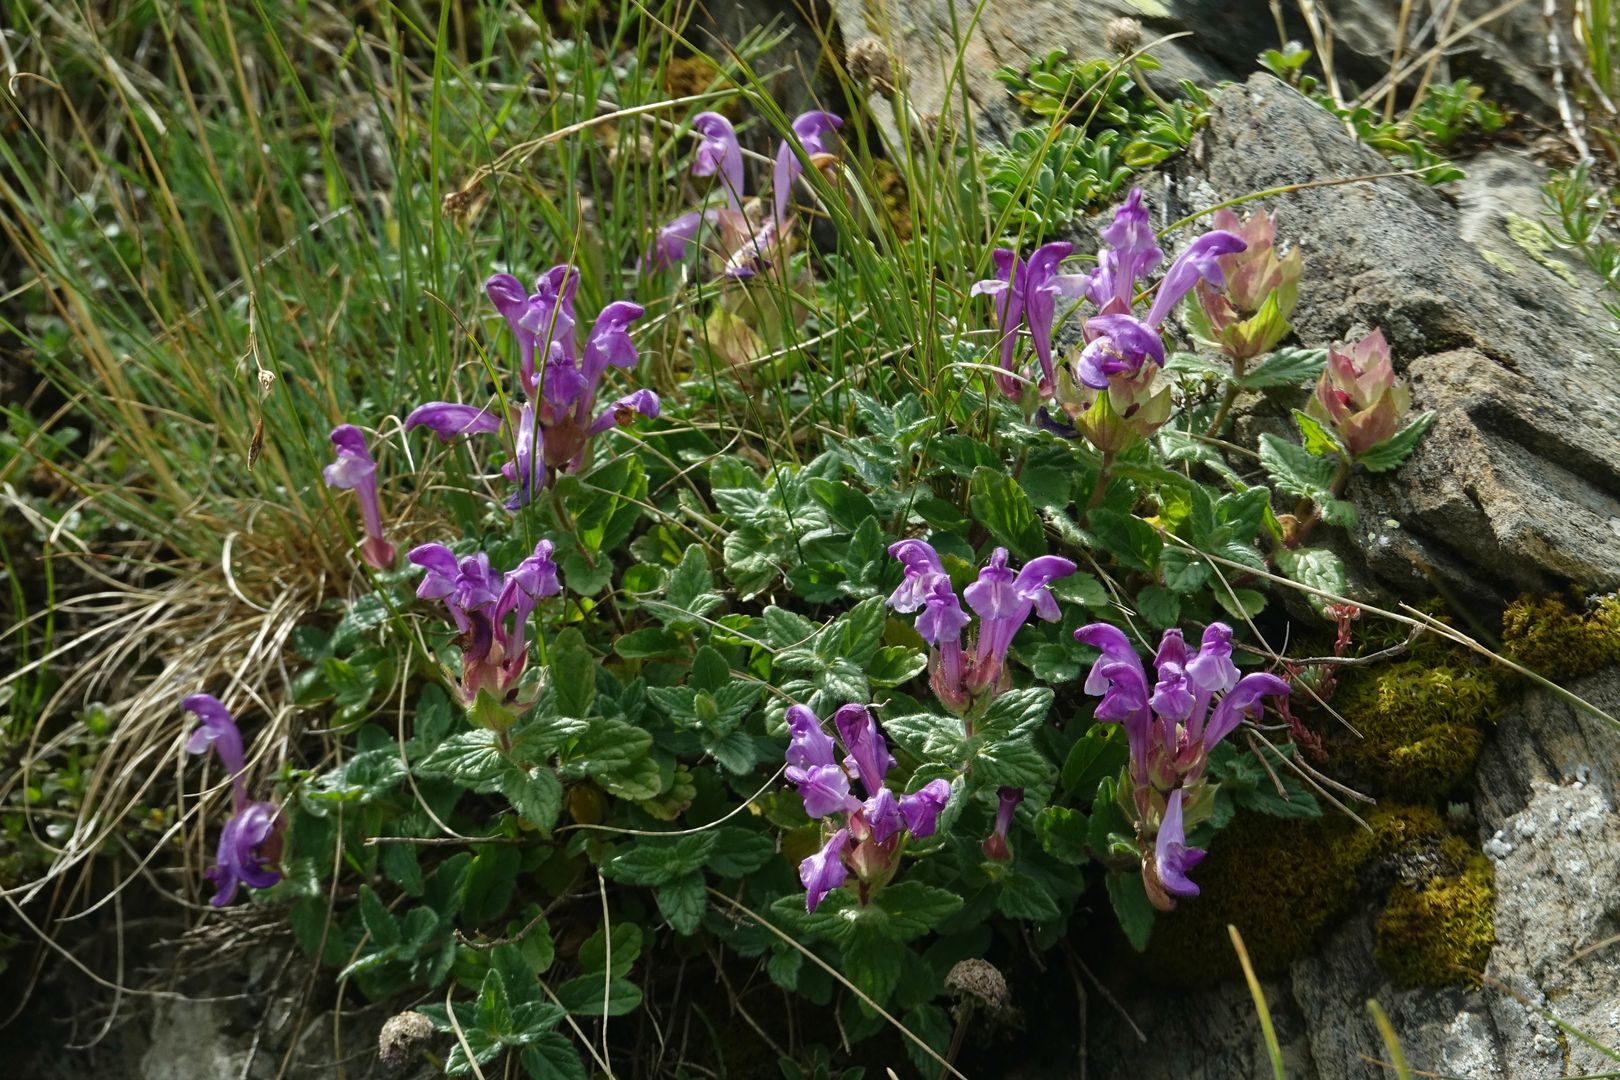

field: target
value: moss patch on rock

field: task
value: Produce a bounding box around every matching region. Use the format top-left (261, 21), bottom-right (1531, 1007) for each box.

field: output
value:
top-left (1331, 645), bottom-right (1500, 800)
top-left (1502, 593), bottom-right (1620, 683)
top-left (1374, 837), bottom-right (1495, 987)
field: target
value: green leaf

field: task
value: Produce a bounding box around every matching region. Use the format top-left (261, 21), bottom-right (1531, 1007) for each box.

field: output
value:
top-left (1213, 586), bottom-right (1268, 620)
top-left (705, 828), bottom-right (775, 877)
top-left (1354, 410), bottom-right (1435, 472)
top-left (1159, 548), bottom-right (1213, 594)
top-left (476, 968), bottom-right (515, 1037)
top-left (561, 717), bottom-right (653, 782)
top-left (550, 628), bottom-right (596, 719)
top-left (1035, 805), bottom-right (1090, 863)
top-left (1274, 547), bottom-right (1348, 607)
top-left (558, 549), bottom-right (612, 597)
top-left (357, 884), bottom-right (401, 948)
top-left (996, 872), bottom-right (1062, 921)
top-left (841, 923), bottom-right (907, 1006)
top-left (876, 881), bottom-right (965, 939)
top-left (661, 544), bottom-right (723, 629)
top-left (1061, 725), bottom-right (1126, 796)
top-left (415, 730), bottom-right (504, 786)
top-left (1136, 584), bottom-right (1181, 629)
top-left (1106, 871), bottom-right (1156, 951)
top-left (656, 874), bottom-right (706, 935)
top-left (499, 765), bottom-right (562, 834)
top-left (969, 466), bottom-right (1045, 559)
top-left (866, 645), bottom-right (928, 688)
top-left (1237, 347), bottom-right (1326, 389)
top-left (1086, 508), bottom-right (1162, 573)
top-left (600, 833), bottom-right (716, 886)
top-left (468, 689), bottom-right (517, 734)
top-left (815, 595), bottom-right (889, 667)
top-left (1259, 433), bottom-right (1336, 500)
top-left (520, 1033), bottom-right (586, 1080)
top-left (462, 845), bottom-right (520, 925)
top-left (1292, 408), bottom-right (1344, 458)
top-left (613, 627), bottom-right (683, 660)
top-left (807, 477), bottom-right (878, 531)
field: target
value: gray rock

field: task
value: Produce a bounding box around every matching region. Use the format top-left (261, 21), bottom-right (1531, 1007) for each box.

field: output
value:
top-left (1183, 75), bottom-right (1620, 602)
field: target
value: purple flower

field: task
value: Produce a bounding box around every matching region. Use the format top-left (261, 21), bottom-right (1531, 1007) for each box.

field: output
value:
top-left (785, 704), bottom-right (838, 771)
top-left (863, 787), bottom-right (902, 845)
top-left (971, 249), bottom-right (1029, 400)
top-left (184, 694), bottom-right (247, 808)
top-left (691, 113), bottom-right (744, 211)
top-left (982, 785), bottom-right (1022, 863)
top-left (503, 403), bottom-right (542, 511)
top-left (584, 388), bottom-right (661, 438)
top-left (322, 425), bottom-right (396, 570)
top-left (1200, 671), bottom-right (1292, 748)
top-left (800, 828), bottom-right (851, 912)
top-left (1022, 241), bottom-right (1075, 393)
top-left (886, 538), bottom-right (948, 612)
top-left (1152, 788), bottom-right (1205, 901)
top-left (206, 799), bottom-right (283, 906)
top-left (790, 763), bottom-right (859, 819)
top-left (898, 779), bottom-right (951, 838)
top-left (1076, 621), bottom-right (1290, 793)
top-left (1090, 188), bottom-right (1164, 312)
top-left (1075, 313), bottom-right (1166, 389)
top-left (833, 704), bottom-right (895, 798)
top-left (646, 210), bottom-right (710, 270)
top-left (403, 403), bottom-right (504, 441)
top-left (962, 549), bottom-right (1077, 693)
top-left (408, 541), bottom-right (562, 703)
top-left (773, 110), bottom-right (843, 224)
top-left (1145, 230), bottom-right (1247, 328)
top-left (516, 266), bottom-right (581, 403)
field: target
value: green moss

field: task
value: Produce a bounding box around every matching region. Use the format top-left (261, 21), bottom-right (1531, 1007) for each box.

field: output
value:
top-left (1332, 654), bottom-right (1499, 799)
top-left (1502, 593), bottom-right (1620, 683)
top-left (1144, 805), bottom-right (1450, 983)
top-left (1374, 840), bottom-right (1495, 987)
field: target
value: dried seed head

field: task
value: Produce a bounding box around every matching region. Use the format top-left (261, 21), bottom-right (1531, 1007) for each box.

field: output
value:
top-left (945, 957), bottom-right (1010, 1013)
top-left (846, 36), bottom-right (898, 95)
top-left (378, 1011), bottom-right (435, 1072)
top-left (1105, 17), bottom-right (1145, 56)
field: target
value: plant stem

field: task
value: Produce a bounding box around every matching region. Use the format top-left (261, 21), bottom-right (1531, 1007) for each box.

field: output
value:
top-left (1203, 357), bottom-right (1248, 439)
top-left (1285, 458), bottom-right (1353, 548)
top-left (1082, 451), bottom-right (1115, 524)
top-left (939, 1004), bottom-right (975, 1080)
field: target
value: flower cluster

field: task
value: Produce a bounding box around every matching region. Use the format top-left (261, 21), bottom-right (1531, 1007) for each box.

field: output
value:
top-left (1306, 328), bottom-right (1411, 457)
top-left (323, 424), bottom-right (396, 570)
top-left (786, 703), bottom-right (951, 912)
top-left (1075, 621), bottom-right (1289, 910)
top-left (1190, 208), bottom-right (1303, 362)
top-left (1036, 188), bottom-right (1245, 453)
top-left (886, 541), bottom-right (1077, 713)
top-left (183, 694), bottom-right (282, 906)
top-left (648, 110), bottom-right (842, 279)
top-left (408, 539), bottom-right (562, 705)
top-left (406, 266), bottom-right (658, 509)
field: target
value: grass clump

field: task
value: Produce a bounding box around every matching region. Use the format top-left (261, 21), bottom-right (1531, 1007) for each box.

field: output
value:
top-left (1501, 593), bottom-right (1620, 682)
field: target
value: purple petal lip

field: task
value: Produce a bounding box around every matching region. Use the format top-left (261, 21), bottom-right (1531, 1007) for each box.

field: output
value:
top-left (404, 402), bottom-right (503, 441)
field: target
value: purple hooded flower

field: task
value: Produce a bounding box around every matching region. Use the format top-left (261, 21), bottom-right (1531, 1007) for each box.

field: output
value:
top-left (1076, 621), bottom-right (1290, 794)
top-left (886, 538), bottom-right (949, 614)
top-left (1145, 230), bottom-right (1247, 328)
top-left (1090, 188), bottom-right (1165, 312)
top-left (516, 266), bottom-right (581, 403)
top-left (833, 704), bottom-right (895, 797)
top-left (773, 110), bottom-right (843, 224)
top-left (184, 694), bottom-right (247, 808)
top-left (971, 248), bottom-right (1028, 398)
top-left (206, 799), bottom-right (283, 906)
top-left (502, 403), bottom-right (542, 511)
top-left (791, 763), bottom-right (859, 819)
top-left (1075, 313), bottom-right (1167, 389)
top-left (863, 787), bottom-right (903, 845)
top-left (1152, 788), bottom-right (1205, 901)
top-left (323, 425), bottom-right (396, 570)
top-left (403, 403), bottom-right (504, 441)
top-left (409, 542), bottom-right (561, 703)
top-left (898, 779), bottom-right (951, 839)
top-left (785, 704), bottom-right (838, 771)
top-left (962, 549), bottom-right (1077, 692)
top-left (801, 828), bottom-right (851, 912)
top-left (646, 210), bottom-right (710, 271)
top-left (691, 113), bottom-right (744, 210)
top-left (584, 388), bottom-right (661, 438)
top-left (982, 785), bottom-right (1022, 863)
top-left (1022, 241), bottom-right (1075, 393)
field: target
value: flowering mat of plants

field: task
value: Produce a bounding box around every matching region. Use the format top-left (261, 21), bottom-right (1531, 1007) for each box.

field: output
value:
top-left (5, 3), bottom-right (1619, 1077)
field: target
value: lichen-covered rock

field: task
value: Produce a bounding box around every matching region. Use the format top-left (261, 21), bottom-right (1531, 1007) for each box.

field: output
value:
top-left (1185, 75), bottom-right (1620, 603)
